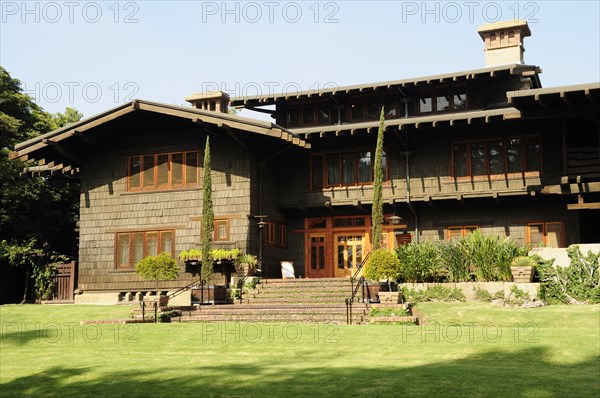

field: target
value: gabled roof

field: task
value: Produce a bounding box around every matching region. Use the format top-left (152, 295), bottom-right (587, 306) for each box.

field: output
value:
top-left (230, 64), bottom-right (542, 107)
top-left (12, 99), bottom-right (310, 173)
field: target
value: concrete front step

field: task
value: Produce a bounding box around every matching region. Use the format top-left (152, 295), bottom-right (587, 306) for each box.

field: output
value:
top-left (173, 308), bottom-right (368, 316)
top-left (174, 312), bottom-right (368, 324)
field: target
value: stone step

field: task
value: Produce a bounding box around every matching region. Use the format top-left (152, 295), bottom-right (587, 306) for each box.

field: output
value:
top-left (250, 290), bottom-right (350, 296)
top-left (173, 307), bottom-right (368, 316)
top-left (252, 285), bottom-right (351, 292)
top-left (175, 314), bottom-right (367, 324)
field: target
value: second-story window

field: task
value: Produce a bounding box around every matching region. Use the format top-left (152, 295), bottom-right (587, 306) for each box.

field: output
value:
top-left (452, 136), bottom-right (541, 178)
top-left (419, 86), bottom-right (467, 114)
top-left (311, 149), bottom-right (387, 189)
top-left (128, 151), bottom-right (199, 192)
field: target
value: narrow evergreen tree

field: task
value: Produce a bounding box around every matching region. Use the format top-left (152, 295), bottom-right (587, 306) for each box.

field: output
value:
top-left (200, 136), bottom-right (214, 285)
top-left (371, 107), bottom-right (385, 250)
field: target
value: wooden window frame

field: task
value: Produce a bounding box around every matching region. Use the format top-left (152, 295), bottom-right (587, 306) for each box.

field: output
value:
top-left (264, 220), bottom-right (288, 248)
top-left (310, 148), bottom-right (389, 190)
top-left (127, 150), bottom-right (199, 192)
top-left (214, 219), bottom-right (230, 242)
top-left (527, 222), bottom-right (565, 248)
top-left (451, 135), bottom-right (542, 179)
top-left (446, 225), bottom-right (479, 240)
top-left (115, 229), bottom-right (175, 269)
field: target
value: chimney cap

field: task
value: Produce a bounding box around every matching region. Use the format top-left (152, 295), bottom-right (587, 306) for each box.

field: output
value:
top-left (477, 19), bottom-right (531, 40)
top-left (184, 90), bottom-right (230, 103)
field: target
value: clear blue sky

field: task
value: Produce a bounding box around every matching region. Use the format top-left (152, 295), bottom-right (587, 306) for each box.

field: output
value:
top-left (1, 1), bottom-right (599, 119)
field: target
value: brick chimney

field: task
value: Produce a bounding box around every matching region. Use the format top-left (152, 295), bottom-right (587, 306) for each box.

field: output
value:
top-left (185, 91), bottom-right (230, 113)
top-left (477, 20), bottom-right (531, 67)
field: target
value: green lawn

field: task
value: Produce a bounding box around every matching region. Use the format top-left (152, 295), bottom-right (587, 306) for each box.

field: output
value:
top-left (1, 303), bottom-right (598, 397)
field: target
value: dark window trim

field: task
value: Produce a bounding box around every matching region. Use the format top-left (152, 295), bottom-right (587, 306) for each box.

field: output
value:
top-left (417, 85), bottom-right (468, 115)
top-left (450, 135), bottom-right (542, 179)
top-left (310, 148), bottom-right (389, 190)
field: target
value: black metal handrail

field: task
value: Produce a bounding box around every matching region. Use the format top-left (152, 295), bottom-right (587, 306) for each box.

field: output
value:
top-left (237, 260), bottom-right (262, 304)
top-left (346, 251), bottom-right (371, 324)
top-left (167, 279), bottom-right (200, 300)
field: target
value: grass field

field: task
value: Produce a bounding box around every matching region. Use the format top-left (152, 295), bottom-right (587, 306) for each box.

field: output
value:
top-left (1, 303), bottom-right (598, 397)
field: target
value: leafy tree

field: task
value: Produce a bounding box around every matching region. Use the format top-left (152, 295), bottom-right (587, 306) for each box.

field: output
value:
top-left (364, 249), bottom-right (401, 291)
top-left (200, 136), bottom-right (214, 285)
top-left (0, 66), bottom-right (82, 302)
top-left (135, 252), bottom-right (179, 296)
top-left (371, 107), bottom-right (385, 250)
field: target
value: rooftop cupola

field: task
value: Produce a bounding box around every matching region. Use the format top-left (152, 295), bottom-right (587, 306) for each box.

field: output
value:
top-left (185, 91), bottom-right (230, 113)
top-left (477, 20), bottom-right (531, 67)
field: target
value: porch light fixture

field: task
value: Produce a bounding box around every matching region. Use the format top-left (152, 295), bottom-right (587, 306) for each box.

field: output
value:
top-left (386, 214), bottom-right (404, 225)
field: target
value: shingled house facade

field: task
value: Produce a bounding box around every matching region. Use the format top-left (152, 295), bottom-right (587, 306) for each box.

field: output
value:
top-left (13, 20), bottom-right (600, 305)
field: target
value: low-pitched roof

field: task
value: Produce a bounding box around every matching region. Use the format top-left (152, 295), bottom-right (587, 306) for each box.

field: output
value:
top-left (291, 107), bottom-right (521, 137)
top-left (12, 99), bottom-right (310, 173)
top-left (230, 64), bottom-right (541, 107)
top-left (507, 82), bottom-right (600, 113)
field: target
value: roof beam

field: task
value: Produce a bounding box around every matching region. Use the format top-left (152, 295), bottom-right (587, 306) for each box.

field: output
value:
top-left (42, 139), bottom-right (82, 164)
top-left (73, 131), bottom-right (109, 147)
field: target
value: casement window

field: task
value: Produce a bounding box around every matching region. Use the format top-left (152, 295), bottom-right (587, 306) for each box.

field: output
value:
top-left (115, 230), bottom-right (174, 269)
top-left (528, 222), bottom-right (564, 248)
top-left (310, 149), bottom-right (387, 189)
top-left (446, 226), bottom-right (479, 240)
top-left (214, 219), bottom-right (230, 242)
top-left (128, 151), bottom-right (199, 192)
top-left (419, 86), bottom-right (467, 114)
top-left (452, 136), bottom-right (541, 178)
top-left (265, 221), bottom-right (287, 247)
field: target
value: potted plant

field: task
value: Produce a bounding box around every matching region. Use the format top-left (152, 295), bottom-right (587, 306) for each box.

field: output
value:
top-left (510, 256), bottom-right (536, 283)
top-left (135, 252), bottom-right (179, 307)
top-left (364, 249), bottom-right (402, 303)
top-left (178, 249), bottom-right (202, 262)
top-left (235, 253), bottom-right (259, 277)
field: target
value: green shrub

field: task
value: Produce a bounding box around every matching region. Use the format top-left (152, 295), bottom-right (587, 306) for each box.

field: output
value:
top-left (364, 249), bottom-right (401, 288)
top-left (403, 285), bottom-right (466, 303)
top-left (438, 239), bottom-right (471, 282)
top-left (439, 230), bottom-right (527, 282)
top-left (396, 242), bottom-right (441, 283)
top-left (473, 287), bottom-right (493, 302)
top-left (536, 246), bottom-right (600, 304)
top-left (369, 307), bottom-right (410, 317)
top-left (135, 252), bottom-right (179, 294)
top-left (511, 256), bottom-right (537, 267)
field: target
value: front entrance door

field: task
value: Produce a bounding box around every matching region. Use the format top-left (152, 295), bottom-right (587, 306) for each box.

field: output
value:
top-left (335, 234), bottom-right (365, 277)
top-left (307, 234), bottom-right (327, 278)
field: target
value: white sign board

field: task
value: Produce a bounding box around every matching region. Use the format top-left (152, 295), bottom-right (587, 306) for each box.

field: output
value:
top-left (280, 261), bottom-right (295, 279)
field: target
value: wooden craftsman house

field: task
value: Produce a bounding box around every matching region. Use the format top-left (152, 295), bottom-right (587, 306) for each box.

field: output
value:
top-left (13, 20), bottom-right (600, 305)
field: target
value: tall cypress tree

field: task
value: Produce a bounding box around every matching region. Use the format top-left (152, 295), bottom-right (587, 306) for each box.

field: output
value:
top-left (200, 136), bottom-right (214, 285)
top-left (371, 107), bottom-right (385, 251)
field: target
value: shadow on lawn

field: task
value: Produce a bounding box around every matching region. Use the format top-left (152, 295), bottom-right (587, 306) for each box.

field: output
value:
top-left (1, 346), bottom-right (599, 397)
